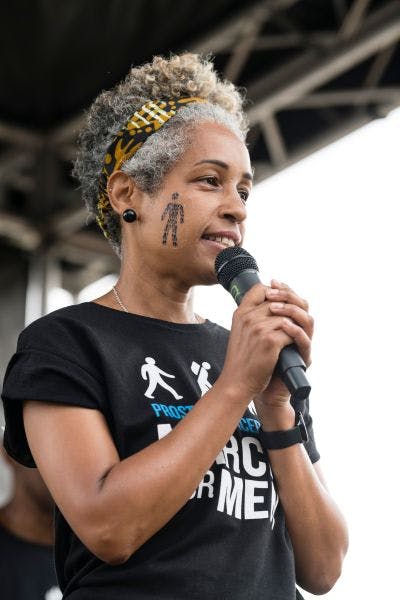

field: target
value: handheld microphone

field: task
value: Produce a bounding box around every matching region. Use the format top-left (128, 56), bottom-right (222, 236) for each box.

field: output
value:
top-left (215, 246), bottom-right (311, 401)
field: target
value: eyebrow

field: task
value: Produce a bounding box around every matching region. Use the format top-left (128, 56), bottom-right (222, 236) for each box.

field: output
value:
top-left (194, 159), bottom-right (254, 182)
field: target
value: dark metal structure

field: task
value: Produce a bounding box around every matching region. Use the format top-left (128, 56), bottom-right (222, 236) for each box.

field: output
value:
top-left (0, 0), bottom-right (399, 363)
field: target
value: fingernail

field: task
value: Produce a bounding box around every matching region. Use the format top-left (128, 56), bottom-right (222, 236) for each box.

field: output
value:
top-left (270, 302), bottom-right (284, 309)
top-left (271, 278), bottom-right (281, 286)
top-left (268, 288), bottom-right (280, 295)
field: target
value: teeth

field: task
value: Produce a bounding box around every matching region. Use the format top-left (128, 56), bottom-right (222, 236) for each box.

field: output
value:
top-left (204, 235), bottom-right (235, 247)
top-left (222, 237), bottom-right (235, 247)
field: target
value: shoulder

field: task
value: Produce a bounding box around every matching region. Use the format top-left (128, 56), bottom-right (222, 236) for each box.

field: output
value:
top-left (15, 303), bottom-right (111, 379)
top-left (19, 303), bottom-right (101, 349)
top-left (21, 302), bottom-right (93, 332)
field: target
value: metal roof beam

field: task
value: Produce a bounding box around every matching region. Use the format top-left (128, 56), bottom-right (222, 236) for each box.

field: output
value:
top-left (286, 87), bottom-right (400, 108)
top-left (252, 108), bottom-right (383, 183)
top-left (254, 32), bottom-right (338, 50)
top-left (260, 115), bottom-right (287, 167)
top-left (0, 113), bottom-right (84, 151)
top-left (0, 150), bottom-right (34, 194)
top-left (46, 205), bottom-right (93, 239)
top-left (338, 0), bottom-right (372, 40)
top-left (0, 122), bottom-right (43, 149)
top-left (48, 113), bottom-right (86, 146)
top-left (363, 43), bottom-right (397, 87)
top-left (246, 1), bottom-right (400, 123)
top-left (0, 211), bottom-right (41, 250)
top-left (223, 14), bottom-right (266, 83)
top-left (189, 0), bottom-right (300, 54)
top-left (53, 231), bottom-right (116, 262)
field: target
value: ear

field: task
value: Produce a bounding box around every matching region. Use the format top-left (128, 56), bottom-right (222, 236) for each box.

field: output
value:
top-left (107, 171), bottom-right (142, 215)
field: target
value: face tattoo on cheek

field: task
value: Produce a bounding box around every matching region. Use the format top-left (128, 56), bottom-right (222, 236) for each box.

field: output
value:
top-left (161, 192), bottom-right (185, 247)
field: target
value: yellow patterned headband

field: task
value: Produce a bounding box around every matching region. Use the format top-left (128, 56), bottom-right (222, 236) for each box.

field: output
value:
top-left (97, 96), bottom-right (207, 238)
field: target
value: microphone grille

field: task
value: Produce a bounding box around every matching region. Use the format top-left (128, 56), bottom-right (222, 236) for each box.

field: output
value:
top-left (215, 247), bottom-right (258, 290)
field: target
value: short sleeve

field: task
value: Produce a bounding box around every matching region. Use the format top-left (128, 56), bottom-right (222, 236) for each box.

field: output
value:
top-left (1, 321), bottom-right (106, 468)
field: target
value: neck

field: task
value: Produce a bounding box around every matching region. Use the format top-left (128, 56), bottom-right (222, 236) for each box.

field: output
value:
top-left (113, 260), bottom-right (200, 324)
top-left (0, 486), bottom-right (54, 546)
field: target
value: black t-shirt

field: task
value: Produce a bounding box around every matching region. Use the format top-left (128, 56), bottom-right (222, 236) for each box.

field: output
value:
top-left (1, 303), bottom-right (320, 599)
top-left (0, 522), bottom-right (61, 600)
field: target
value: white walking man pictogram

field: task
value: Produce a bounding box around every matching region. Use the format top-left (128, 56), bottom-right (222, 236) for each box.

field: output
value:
top-left (141, 357), bottom-right (183, 400)
top-left (248, 400), bottom-right (257, 416)
top-left (191, 360), bottom-right (212, 396)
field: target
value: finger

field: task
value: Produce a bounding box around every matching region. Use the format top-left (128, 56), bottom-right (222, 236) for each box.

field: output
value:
top-left (269, 302), bottom-right (314, 338)
top-left (254, 317), bottom-right (294, 350)
top-left (233, 298), bottom-right (278, 332)
top-left (271, 279), bottom-right (291, 291)
top-left (266, 285), bottom-right (309, 312)
top-left (279, 319), bottom-right (312, 367)
top-left (237, 283), bottom-right (269, 312)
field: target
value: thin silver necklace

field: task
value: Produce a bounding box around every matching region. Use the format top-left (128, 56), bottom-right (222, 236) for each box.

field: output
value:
top-left (112, 285), bottom-right (128, 313)
top-left (112, 286), bottom-right (201, 324)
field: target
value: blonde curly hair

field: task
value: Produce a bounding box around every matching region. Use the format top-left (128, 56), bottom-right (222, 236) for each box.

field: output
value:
top-left (73, 53), bottom-right (249, 257)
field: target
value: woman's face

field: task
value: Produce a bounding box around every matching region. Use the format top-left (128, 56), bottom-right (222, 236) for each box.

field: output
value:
top-left (126, 121), bottom-right (253, 287)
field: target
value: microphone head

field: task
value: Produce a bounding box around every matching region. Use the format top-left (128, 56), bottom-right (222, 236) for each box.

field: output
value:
top-left (215, 247), bottom-right (259, 290)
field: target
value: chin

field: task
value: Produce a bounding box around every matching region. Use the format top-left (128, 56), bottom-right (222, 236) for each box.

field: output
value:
top-left (195, 269), bottom-right (219, 287)
top-left (182, 249), bottom-right (220, 287)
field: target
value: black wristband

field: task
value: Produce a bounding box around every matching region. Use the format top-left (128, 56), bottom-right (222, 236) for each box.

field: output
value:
top-left (259, 411), bottom-right (308, 450)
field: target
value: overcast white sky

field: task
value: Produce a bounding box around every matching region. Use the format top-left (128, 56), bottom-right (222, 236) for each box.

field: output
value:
top-left (46, 106), bottom-right (400, 598)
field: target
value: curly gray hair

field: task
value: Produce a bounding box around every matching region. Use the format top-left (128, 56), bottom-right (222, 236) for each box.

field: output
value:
top-left (73, 53), bottom-right (249, 257)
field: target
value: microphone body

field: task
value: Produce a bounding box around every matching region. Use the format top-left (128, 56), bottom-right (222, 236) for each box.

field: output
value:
top-left (215, 248), bottom-right (311, 402)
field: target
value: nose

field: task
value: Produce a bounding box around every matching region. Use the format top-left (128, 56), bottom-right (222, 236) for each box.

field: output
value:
top-left (218, 188), bottom-right (247, 224)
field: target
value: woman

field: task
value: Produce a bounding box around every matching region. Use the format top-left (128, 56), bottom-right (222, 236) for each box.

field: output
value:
top-left (1, 53), bottom-right (348, 599)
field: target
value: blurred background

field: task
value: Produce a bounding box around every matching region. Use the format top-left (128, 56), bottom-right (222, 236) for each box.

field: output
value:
top-left (1, 1), bottom-right (400, 598)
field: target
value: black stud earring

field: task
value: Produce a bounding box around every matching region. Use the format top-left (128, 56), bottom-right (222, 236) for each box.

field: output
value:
top-left (122, 208), bottom-right (137, 223)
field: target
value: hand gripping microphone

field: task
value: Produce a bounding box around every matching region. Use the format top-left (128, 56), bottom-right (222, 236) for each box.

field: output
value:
top-left (215, 246), bottom-right (311, 401)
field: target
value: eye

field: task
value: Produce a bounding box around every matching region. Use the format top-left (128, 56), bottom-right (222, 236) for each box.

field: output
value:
top-left (238, 189), bottom-right (250, 203)
top-left (200, 176), bottom-right (219, 186)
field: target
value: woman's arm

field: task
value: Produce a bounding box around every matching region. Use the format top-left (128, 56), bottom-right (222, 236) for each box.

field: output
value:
top-left (254, 280), bottom-right (348, 595)
top-left (23, 377), bottom-right (248, 565)
top-left (259, 403), bottom-right (348, 595)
